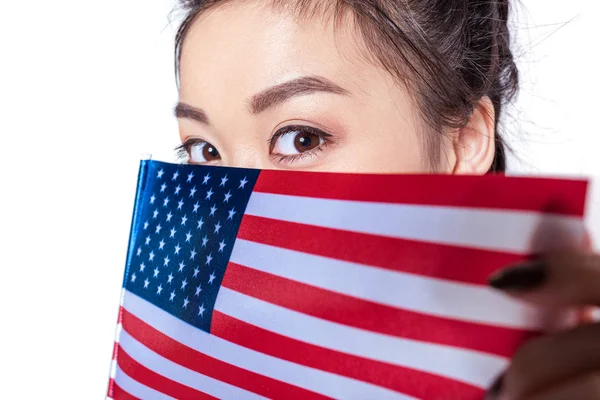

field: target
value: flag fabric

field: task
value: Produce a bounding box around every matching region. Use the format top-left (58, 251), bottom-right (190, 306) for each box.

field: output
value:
top-left (108, 160), bottom-right (588, 400)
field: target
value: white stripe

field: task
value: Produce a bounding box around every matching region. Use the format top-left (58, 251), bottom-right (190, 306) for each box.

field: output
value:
top-left (122, 290), bottom-right (414, 400)
top-left (245, 192), bottom-right (585, 254)
top-left (230, 239), bottom-right (542, 329)
top-left (113, 365), bottom-right (175, 399)
top-left (119, 329), bottom-right (267, 400)
top-left (215, 287), bottom-right (506, 389)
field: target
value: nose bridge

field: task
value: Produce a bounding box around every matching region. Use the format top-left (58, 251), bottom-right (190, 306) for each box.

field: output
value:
top-left (227, 144), bottom-right (271, 170)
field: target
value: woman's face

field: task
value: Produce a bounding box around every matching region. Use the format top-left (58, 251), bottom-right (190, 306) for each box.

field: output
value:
top-left (177, 2), bottom-right (494, 174)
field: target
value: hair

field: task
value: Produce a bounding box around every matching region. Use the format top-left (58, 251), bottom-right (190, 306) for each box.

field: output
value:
top-left (174, 0), bottom-right (519, 173)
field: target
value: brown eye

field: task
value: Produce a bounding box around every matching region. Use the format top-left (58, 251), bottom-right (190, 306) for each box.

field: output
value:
top-left (271, 126), bottom-right (327, 156)
top-left (189, 142), bottom-right (221, 163)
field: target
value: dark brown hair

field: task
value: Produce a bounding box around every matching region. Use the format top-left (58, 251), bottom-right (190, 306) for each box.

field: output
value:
top-left (174, 0), bottom-right (519, 172)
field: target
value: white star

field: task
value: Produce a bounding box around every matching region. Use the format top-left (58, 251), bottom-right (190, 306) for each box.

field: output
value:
top-left (159, 240), bottom-right (165, 250)
top-left (149, 251), bottom-right (155, 261)
top-left (175, 185), bottom-right (182, 195)
top-left (170, 228), bottom-right (176, 238)
top-left (155, 224), bottom-right (162, 234)
top-left (181, 215), bottom-right (188, 226)
top-left (197, 218), bottom-right (204, 230)
top-left (190, 186), bottom-right (197, 198)
top-left (153, 268), bottom-right (159, 278)
top-left (160, 183), bottom-right (167, 193)
top-left (145, 236), bottom-right (151, 245)
top-left (136, 247), bottom-right (142, 256)
top-left (206, 188), bottom-right (214, 200)
top-left (223, 191), bottom-right (232, 203)
top-left (195, 285), bottom-right (202, 296)
top-left (239, 176), bottom-right (248, 189)
top-left (166, 212), bottom-right (173, 222)
top-left (201, 236), bottom-right (208, 247)
top-left (220, 175), bottom-right (229, 187)
top-left (172, 171), bottom-right (179, 181)
top-left (167, 273), bottom-right (174, 284)
top-left (208, 272), bottom-right (216, 285)
top-left (139, 263), bottom-right (146, 272)
top-left (198, 303), bottom-right (206, 317)
top-left (153, 209), bottom-right (159, 219)
top-left (218, 240), bottom-right (226, 252)
top-left (193, 267), bottom-right (200, 278)
top-left (202, 173), bottom-right (211, 185)
top-left (178, 261), bottom-right (185, 272)
top-left (163, 197), bottom-right (170, 207)
top-left (206, 253), bottom-right (213, 265)
top-left (164, 256), bottom-right (170, 266)
top-left (193, 202), bottom-right (200, 213)
top-left (143, 221), bottom-right (149, 230)
top-left (183, 297), bottom-right (190, 309)
top-left (181, 279), bottom-right (188, 290)
top-left (174, 244), bottom-right (181, 255)
top-left (157, 169), bottom-right (164, 179)
top-left (187, 172), bottom-right (194, 183)
top-left (131, 273), bottom-right (137, 283)
top-left (214, 221), bottom-right (222, 234)
top-left (210, 204), bottom-right (217, 216)
top-left (178, 199), bottom-right (184, 210)
top-left (228, 208), bottom-right (237, 220)
top-left (169, 291), bottom-right (176, 302)
top-left (185, 231), bottom-right (192, 242)
top-left (144, 279), bottom-right (150, 289)
top-left (157, 285), bottom-right (163, 295)
top-left (150, 195), bottom-right (156, 204)
top-left (190, 248), bottom-right (197, 260)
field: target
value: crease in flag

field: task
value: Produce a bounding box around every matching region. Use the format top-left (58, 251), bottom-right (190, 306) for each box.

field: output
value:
top-left (107, 159), bottom-right (589, 400)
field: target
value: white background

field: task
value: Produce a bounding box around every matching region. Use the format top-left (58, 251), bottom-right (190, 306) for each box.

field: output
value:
top-left (0, 0), bottom-right (598, 397)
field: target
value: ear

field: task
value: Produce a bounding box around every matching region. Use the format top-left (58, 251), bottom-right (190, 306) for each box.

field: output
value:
top-left (451, 97), bottom-right (496, 175)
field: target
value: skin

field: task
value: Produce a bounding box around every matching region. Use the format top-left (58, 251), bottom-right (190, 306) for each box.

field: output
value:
top-left (176, 2), bottom-right (600, 399)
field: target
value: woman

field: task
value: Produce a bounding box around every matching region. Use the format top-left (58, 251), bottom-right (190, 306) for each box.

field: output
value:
top-left (172, 0), bottom-right (600, 398)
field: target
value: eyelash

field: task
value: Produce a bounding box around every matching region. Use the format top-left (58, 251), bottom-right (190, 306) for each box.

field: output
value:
top-left (175, 125), bottom-right (334, 165)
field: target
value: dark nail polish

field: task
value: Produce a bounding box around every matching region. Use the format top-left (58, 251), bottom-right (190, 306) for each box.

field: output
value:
top-left (488, 261), bottom-right (548, 291)
top-left (485, 374), bottom-right (504, 400)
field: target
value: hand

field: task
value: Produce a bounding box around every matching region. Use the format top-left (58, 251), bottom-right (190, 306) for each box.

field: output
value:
top-left (486, 252), bottom-right (600, 400)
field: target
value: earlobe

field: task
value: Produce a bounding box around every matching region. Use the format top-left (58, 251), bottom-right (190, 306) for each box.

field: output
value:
top-left (452, 97), bottom-right (496, 175)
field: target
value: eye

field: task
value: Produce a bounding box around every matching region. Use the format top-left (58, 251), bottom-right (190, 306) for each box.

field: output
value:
top-left (177, 139), bottom-right (221, 164)
top-left (270, 125), bottom-right (329, 156)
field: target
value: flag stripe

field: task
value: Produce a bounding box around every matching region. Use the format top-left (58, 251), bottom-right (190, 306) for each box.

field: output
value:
top-left (237, 214), bottom-right (523, 285)
top-left (110, 382), bottom-right (140, 400)
top-left (229, 239), bottom-right (542, 329)
top-left (119, 328), bottom-right (268, 400)
top-left (214, 287), bottom-right (507, 388)
top-left (121, 307), bottom-right (328, 399)
top-left (244, 192), bottom-right (585, 254)
top-left (113, 364), bottom-right (175, 400)
top-left (122, 290), bottom-right (407, 400)
top-left (222, 262), bottom-right (537, 357)
top-left (254, 171), bottom-right (587, 215)
top-left (212, 310), bottom-right (481, 400)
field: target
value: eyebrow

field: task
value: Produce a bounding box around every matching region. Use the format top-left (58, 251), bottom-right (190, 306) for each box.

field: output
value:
top-left (174, 76), bottom-right (350, 124)
top-left (249, 76), bottom-right (349, 114)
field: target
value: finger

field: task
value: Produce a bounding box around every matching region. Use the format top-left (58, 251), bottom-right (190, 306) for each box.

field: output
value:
top-left (488, 252), bottom-right (600, 307)
top-left (520, 371), bottom-right (600, 400)
top-left (490, 323), bottom-right (600, 398)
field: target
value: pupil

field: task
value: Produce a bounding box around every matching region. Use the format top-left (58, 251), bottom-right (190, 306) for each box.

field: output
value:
top-left (298, 136), bottom-right (311, 147)
top-left (202, 145), bottom-right (220, 161)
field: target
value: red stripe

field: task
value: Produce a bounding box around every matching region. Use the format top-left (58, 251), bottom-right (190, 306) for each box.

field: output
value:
top-left (238, 214), bottom-right (524, 285)
top-left (222, 262), bottom-right (536, 357)
top-left (254, 171), bottom-right (587, 215)
top-left (117, 346), bottom-right (217, 399)
top-left (121, 307), bottom-right (330, 400)
top-left (112, 341), bottom-right (119, 360)
top-left (212, 311), bottom-right (484, 400)
top-left (109, 380), bottom-right (140, 400)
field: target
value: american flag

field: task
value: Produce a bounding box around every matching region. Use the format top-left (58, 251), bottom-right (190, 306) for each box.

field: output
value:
top-left (108, 160), bottom-right (588, 400)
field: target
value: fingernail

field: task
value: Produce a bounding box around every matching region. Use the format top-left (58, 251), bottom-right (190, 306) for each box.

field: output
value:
top-left (488, 260), bottom-right (548, 292)
top-left (485, 374), bottom-right (504, 400)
